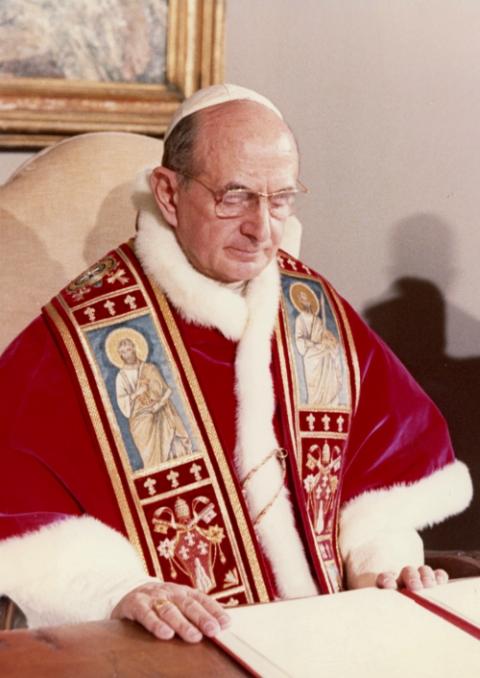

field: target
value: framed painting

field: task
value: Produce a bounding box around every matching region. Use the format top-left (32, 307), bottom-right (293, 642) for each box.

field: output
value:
top-left (0, 0), bottom-right (225, 148)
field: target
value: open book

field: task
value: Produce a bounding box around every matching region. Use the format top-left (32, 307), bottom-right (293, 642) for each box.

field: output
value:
top-left (214, 578), bottom-right (480, 677)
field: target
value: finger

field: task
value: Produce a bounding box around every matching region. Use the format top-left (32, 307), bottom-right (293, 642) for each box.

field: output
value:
top-left (174, 595), bottom-right (225, 638)
top-left (117, 594), bottom-right (176, 641)
top-left (153, 599), bottom-right (203, 643)
top-left (141, 606), bottom-right (176, 641)
top-left (398, 566), bottom-right (422, 591)
top-left (190, 589), bottom-right (231, 629)
top-left (418, 565), bottom-right (436, 588)
top-left (376, 572), bottom-right (398, 589)
top-left (154, 583), bottom-right (229, 628)
top-left (434, 568), bottom-right (449, 586)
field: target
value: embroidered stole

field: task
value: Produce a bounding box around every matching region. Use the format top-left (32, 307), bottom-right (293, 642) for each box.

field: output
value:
top-left (43, 243), bottom-right (358, 604)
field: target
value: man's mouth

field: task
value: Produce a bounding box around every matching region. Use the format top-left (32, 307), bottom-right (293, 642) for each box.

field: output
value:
top-left (227, 246), bottom-right (262, 260)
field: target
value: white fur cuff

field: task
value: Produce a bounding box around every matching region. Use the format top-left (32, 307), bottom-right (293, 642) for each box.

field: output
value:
top-left (343, 529), bottom-right (424, 589)
top-left (338, 461), bottom-right (472, 588)
top-left (339, 460), bottom-right (472, 558)
top-left (0, 516), bottom-right (156, 628)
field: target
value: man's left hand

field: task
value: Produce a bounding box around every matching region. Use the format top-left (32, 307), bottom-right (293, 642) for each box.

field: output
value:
top-left (376, 565), bottom-right (448, 591)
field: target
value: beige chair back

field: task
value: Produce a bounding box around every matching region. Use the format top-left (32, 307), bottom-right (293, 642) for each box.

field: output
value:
top-left (0, 132), bottom-right (164, 351)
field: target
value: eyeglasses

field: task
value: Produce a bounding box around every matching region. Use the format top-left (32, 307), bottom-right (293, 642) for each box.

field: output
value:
top-left (177, 172), bottom-right (308, 219)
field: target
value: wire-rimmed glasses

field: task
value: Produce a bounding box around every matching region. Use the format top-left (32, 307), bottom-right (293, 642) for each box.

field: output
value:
top-left (178, 172), bottom-right (308, 219)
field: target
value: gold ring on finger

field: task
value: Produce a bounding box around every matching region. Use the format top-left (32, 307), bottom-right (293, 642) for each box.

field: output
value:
top-left (152, 598), bottom-right (174, 614)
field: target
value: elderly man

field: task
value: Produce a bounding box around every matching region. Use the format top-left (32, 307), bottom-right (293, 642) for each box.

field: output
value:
top-left (0, 85), bottom-right (472, 643)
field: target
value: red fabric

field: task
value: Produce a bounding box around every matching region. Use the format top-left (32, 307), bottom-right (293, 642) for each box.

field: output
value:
top-left (0, 316), bottom-right (126, 539)
top-left (172, 298), bottom-right (454, 508)
top-left (335, 298), bottom-right (454, 504)
top-left (0, 279), bottom-right (454, 554)
top-left (172, 313), bottom-right (315, 593)
top-left (173, 315), bottom-right (240, 457)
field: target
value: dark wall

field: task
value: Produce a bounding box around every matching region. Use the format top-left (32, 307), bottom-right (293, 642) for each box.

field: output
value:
top-left (365, 277), bottom-right (480, 550)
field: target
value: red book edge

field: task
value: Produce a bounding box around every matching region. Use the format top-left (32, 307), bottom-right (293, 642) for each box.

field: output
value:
top-left (402, 588), bottom-right (480, 641)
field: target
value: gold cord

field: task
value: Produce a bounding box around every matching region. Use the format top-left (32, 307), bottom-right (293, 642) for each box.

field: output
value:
top-left (241, 448), bottom-right (288, 526)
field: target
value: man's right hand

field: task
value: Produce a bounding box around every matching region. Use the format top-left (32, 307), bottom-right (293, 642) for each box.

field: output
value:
top-left (111, 581), bottom-right (231, 642)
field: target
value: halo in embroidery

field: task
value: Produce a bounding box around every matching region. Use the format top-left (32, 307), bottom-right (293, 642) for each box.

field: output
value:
top-left (289, 282), bottom-right (320, 315)
top-left (105, 327), bottom-right (149, 368)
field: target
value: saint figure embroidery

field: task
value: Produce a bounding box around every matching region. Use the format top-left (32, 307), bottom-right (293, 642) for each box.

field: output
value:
top-left (106, 327), bottom-right (192, 468)
top-left (290, 282), bottom-right (343, 407)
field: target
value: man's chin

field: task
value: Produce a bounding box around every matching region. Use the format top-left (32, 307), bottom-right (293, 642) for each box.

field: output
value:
top-left (195, 250), bottom-right (276, 283)
top-left (221, 248), bottom-right (276, 282)
top-left (222, 257), bottom-right (270, 283)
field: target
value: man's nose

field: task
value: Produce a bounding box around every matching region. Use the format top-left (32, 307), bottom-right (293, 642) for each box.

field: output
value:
top-left (242, 196), bottom-right (271, 240)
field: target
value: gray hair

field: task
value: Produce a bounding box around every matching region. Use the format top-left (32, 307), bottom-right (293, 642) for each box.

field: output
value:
top-left (162, 111), bottom-right (200, 178)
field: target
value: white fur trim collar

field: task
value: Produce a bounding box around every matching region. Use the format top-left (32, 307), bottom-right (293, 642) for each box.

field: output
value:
top-left (135, 209), bottom-right (317, 598)
top-left (135, 210), bottom-right (255, 340)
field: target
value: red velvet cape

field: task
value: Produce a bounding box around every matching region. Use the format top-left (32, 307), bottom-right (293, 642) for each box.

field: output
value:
top-left (0, 247), bottom-right (454, 599)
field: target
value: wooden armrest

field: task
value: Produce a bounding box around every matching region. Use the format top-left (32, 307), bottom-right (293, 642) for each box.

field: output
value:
top-left (425, 549), bottom-right (480, 578)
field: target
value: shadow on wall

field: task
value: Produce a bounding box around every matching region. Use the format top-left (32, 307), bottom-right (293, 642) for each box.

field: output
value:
top-left (363, 214), bottom-right (480, 551)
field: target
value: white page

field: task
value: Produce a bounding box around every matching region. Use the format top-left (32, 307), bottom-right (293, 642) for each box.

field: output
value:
top-left (217, 585), bottom-right (480, 678)
top-left (414, 576), bottom-right (480, 626)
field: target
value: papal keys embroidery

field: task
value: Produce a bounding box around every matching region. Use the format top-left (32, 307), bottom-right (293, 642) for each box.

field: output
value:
top-left (152, 495), bottom-right (227, 593)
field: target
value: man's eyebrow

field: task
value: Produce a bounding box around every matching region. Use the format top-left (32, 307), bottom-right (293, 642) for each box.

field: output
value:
top-left (222, 182), bottom-right (297, 192)
top-left (223, 181), bottom-right (250, 191)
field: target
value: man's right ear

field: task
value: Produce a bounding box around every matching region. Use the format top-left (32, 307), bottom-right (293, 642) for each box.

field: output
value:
top-left (149, 166), bottom-right (179, 228)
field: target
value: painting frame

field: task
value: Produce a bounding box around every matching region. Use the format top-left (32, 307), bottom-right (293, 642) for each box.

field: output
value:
top-left (0, 0), bottom-right (225, 148)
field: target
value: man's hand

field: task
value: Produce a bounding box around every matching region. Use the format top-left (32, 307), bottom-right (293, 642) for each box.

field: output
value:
top-left (111, 581), bottom-right (230, 642)
top-left (376, 565), bottom-right (449, 591)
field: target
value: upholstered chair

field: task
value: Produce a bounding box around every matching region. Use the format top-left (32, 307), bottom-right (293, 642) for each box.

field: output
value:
top-left (0, 132), bottom-right (166, 353)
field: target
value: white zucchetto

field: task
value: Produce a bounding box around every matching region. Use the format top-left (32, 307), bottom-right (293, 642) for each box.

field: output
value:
top-left (164, 83), bottom-right (283, 140)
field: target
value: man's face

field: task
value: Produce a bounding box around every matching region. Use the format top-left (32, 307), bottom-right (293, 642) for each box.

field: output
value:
top-left (118, 340), bottom-right (137, 365)
top-left (154, 101), bottom-right (299, 283)
top-left (299, 291), bottom-right (312, 311)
